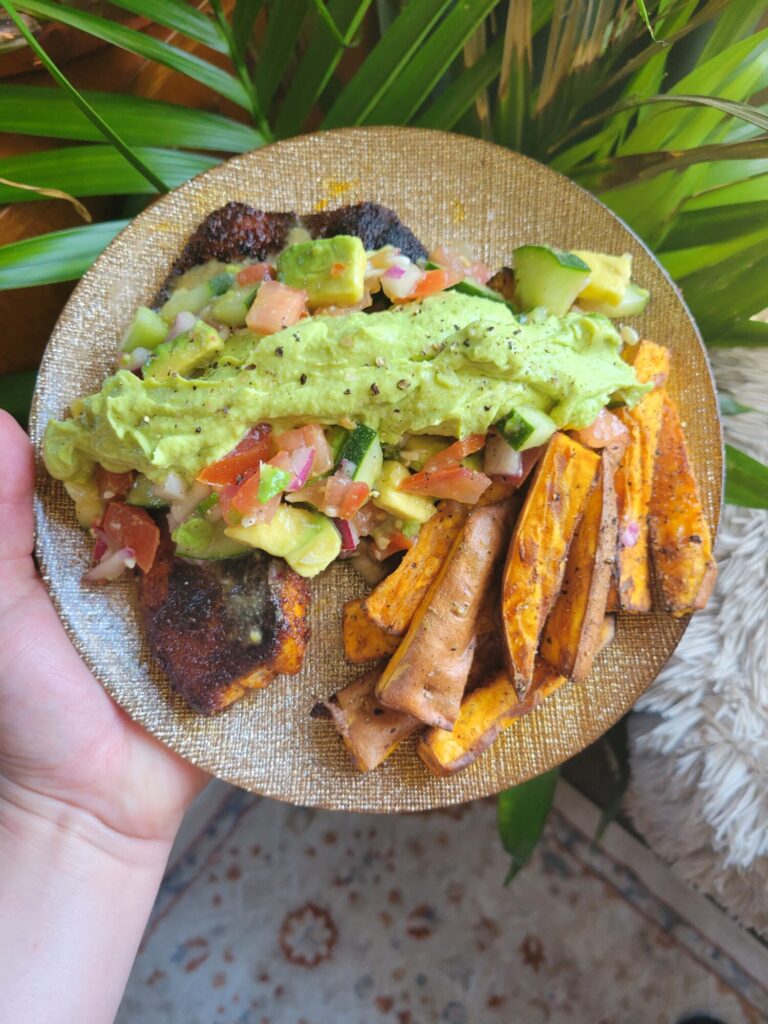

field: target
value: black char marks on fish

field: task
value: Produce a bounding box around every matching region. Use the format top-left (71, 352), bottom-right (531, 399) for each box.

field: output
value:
top-left (139, 528), bottom-right (310, 714)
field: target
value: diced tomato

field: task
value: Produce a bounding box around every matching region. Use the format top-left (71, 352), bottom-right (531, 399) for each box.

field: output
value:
top-left (573, 409), bottom-right (629, 449)
top-left (399, 466), bottom-right (491, 504)
top-left (102, 502), bottom-right (159, 572)
top-left (245, 280), bottom-right (308, 335)
top-left (423, 434), bottom-right (486, 473)
top-left (216, 482), bottom-right (240, 523)
top-left (275, 424), bottom-right (333, 475)
top-left (95, 465), bottom-right (134, 499)
top-left (372, 530), bottom-right (413, 561)
top-left (197, 423), bottom-right (272, 488)
top-left (337, 481), bottom-right (370, 520)
top-left (398, 268), bottom-right (463, 303)
top-left (430, 245), bottom-right (493, 285)
top-left (236, 263), bottom-right (274, 286)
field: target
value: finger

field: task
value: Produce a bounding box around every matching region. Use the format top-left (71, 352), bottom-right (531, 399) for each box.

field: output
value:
top-left (0, 410), bottom-right (35, 563)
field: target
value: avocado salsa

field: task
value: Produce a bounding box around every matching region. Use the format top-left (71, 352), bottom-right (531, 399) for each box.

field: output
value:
top-left (43, 234), bottom-right (651, 579)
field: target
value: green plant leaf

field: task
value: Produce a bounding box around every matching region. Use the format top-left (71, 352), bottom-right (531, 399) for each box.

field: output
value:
top-left (363, 0), bottom-right (502, 126)
top-left (0, 370), bottom-right (36, 428)
top-left (679, 237), bottom-right (768, 338)
top-left (662, 200), bottom-right (768, 250)
top-left (256, 0), bottom-right (309, 110)
top-left (415, 34), bottom-right (504, 131)
top-left (0, 86), bottom-right (263, 152)
top-left (103, 0), bottom-right (228, 53)
top-left (15, 0), bottom-right (251, 110)
top-left (497, 768), bottom-right (558, 885)
top-left (0, 147), bottom-right (219, 203)
top-left (718, 394), bottom-right (753, 416)
top-left (0, 220), bottom-right (130, 291)
top-left (232, 0), bottom-right (264, 61)
top-left (725, 444), bottom-right (768, 508)
top-left (699, 0), bottom-right (765, 63)
top-left (321, 0), bottom-right (452, 128)
top-left (634, 0), bottom-right (657, 41)
top-left (0, 176), bottom-right (91, 220)
top-left (495, 0), bottom-right (531, 150)
top-left (1, 0), bottom-right (169, 194)
top-left (275, 0), bottom-right (372, 138)
top-left (706, 318), bottom-right (768, 348)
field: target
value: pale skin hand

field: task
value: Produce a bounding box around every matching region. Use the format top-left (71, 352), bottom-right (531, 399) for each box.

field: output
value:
top-left (0, 410), bottom-right (208, 1022)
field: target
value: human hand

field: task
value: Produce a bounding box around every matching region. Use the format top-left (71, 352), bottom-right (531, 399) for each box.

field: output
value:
top-left (0, 409), bottom-right (207, 848)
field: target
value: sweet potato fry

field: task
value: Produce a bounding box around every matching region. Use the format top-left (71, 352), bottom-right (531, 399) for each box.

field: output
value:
top-left (540, 442), bottom-right (622, 684)
top-left (649, 396), bottom-right (717, 615)
top-left (362, 500), bottom-right (468, 635)
top-left (325, 672), bottom-right (421, 772)
top-left (614, 340), bottom-right (671, 612)
top-left (501, 433), bottom-right (599, 698)
top-left (417, 661), bottom-right (568, 777)
top-left (376, 500), bottom-right (511, 730)
top-left (342, 599), bottom-right (401, 663)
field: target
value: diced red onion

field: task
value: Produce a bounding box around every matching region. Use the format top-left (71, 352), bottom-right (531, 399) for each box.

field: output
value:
top-left (92, 537), bottom-right (108, 562)
top-left (620, 521), bottom-right (640, 548)
top-left (382, 264), bottom-right (406, 281)
top-left (120, 346), bottom-right (152, 372)
top-left (334, 517), bottom-right (359, 553)
top-left (285, 446), bottom-right (315, 491)
top-left (168, 311), bottom-right (197, 342)
top-left (483, 433), bottom-right (523, 478)
top-left (337, 458), bottom-right (355, 480)
top-left (166, 480), bottom-right (212, 530)
top-left (155, 471), bottom-right (186, 501)
top-left (84, 546), bottom-right (136, 583)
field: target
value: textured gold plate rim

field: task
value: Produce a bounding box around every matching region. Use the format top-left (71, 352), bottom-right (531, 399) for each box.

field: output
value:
top-left (30, 127), bottom-right (722, 813)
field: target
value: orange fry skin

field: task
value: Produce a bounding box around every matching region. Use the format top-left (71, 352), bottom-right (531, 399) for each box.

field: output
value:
top-left (649, 396), bottom-right (717, 616)
top-left (342, 599), bottom-right (402, 664)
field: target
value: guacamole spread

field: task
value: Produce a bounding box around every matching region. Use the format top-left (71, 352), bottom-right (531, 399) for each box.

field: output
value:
top-left (43, 292), bottom-right (648, 487)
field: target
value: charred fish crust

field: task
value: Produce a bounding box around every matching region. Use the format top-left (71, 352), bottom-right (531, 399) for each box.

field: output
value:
top-left (139, 533), bottom-right (310, 714)
top-left (159, 202), bottom-right (299, 296)
top-left (302, 202), bottom-right (428, 262)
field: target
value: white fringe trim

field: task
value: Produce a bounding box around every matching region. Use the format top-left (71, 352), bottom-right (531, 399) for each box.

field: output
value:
top-left (627, 347), bottom-right (768, 937)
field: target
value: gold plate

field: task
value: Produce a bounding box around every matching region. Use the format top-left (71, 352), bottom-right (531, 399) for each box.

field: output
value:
top-left (30, 128), bottom-right (722, 812)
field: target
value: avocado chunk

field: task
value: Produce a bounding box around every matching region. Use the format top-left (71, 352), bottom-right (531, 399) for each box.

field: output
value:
top-left (225, 504), bottom-right (341, 578)
top-left (513, 245), bottom-right (591, 317)
top-left (143, 321), bottom-right (224, 381)
top-left (121, 306), bottom-right (169, 353)
top-left (578, 281), bottom-right (649, 319)
top-left (399, 433), bottom-right (450, 471)
top-left (372, 461), bottom-right (436, 524)
top-left (572, 251), bottom-right (632, 306)
top-left (172, 515), bottom-right (250, 560)
top-left (277, 235), bottom-right (366, 309)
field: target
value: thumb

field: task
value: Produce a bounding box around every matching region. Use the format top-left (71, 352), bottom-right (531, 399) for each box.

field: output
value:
top-left (0, 409), bottom-right (35, 565)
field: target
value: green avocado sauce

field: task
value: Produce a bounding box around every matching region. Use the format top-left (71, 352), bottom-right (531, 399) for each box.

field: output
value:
top-left (43, 292), bottom-right (649, 487)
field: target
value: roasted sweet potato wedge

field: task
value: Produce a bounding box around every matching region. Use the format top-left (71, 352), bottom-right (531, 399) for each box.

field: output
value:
top-left (362, 501), bottom-right (468, 635)
top-left (342, 598), bottom-right (402, 663)
top-left (140, 533), bottom-right (310, 714)
top-left (324, 671), bottom-right (422, 772)
top-left (376, 501), bottom-right (512, 730)
top-left (417, 661), bottom-right (568, 777)
top-left (614, 340), bottom-right (671, 612)
top-left (541, 441), bottom-right (623, 683)
top-left (501, 433), bottom-right (599, 698)
top-left (649, 396), bottom-right (717, 615)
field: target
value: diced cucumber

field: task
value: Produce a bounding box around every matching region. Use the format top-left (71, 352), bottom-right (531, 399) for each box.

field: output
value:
top-left (425, 261), bottom-right (509, 306)
top-left (121, 306), bottom-right (169, 353)
top-left (209, 285), bottom-right (258, 327)
top-left (372, 461), bottom-right (436, 524)
top-left (126, 474), bottom-right (170, 510)
top-left (579, 282), bottom-right (650, 319)
top-left (496, 405), bottom-right (557, 451)
top-left (325, 425), bottom-right (349, 462)
top-left (160, 282), bottom-right (215, 322)
top-left (572, 251), bottom-right (632, 306)
top-left (513, 245), bottom-right (591, 316)
top-left (337, 424), bottom-right (383, 488)
top-left (172, 516), bottom-right (249, 560)
top-left (225, 504), bottom-right (340, 578)
top-left (209, 271), bottom-right (236, 296)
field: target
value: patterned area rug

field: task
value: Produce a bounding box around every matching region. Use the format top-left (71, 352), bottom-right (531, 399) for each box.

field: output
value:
top-left (629, 348), bottom-right (768, 936)
top-left (117, 780), bottom-right (768, 1024)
